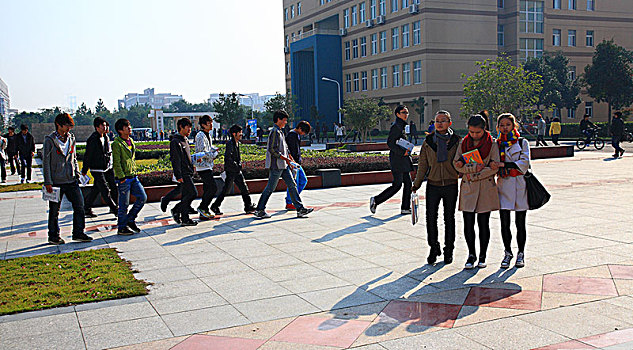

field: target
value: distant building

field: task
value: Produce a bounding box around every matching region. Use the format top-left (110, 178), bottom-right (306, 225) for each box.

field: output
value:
top-left (118, 88), bottom-right (183, 110)
top-left (208, 93), bottom-right (276, 112)
top-left (0, 78), bottom-right (9, 122)
top-left (147, 109), bottom-right (220, 134)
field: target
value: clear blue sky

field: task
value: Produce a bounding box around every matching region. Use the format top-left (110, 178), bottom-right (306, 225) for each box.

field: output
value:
top-left (0, 0), bottom-right (285, 112)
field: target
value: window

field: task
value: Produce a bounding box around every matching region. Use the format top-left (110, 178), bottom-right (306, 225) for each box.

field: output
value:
top-left (291, 32), bottom-right (296, 41)
top-left (291, 5), bottom-right (295, 18)
top-left (320, 0), bottom-right (325, 5)
top-left (553, 29), bottom-right (561, 46)
top-left (361, 36), bottom-right (367, 57)
top-left (392, 65), bottom-right (400, 87)
top-left (520, 38), bottom-right (544, 61)
top-left (412, 0), bottom-right (420, 4)
top-left (353, 72), bottom-right (360, 92)
top-left (567, 108), bottom-right (576, 119)
top-left (344, 8), bottom-right (350, 28)
top-left (402, 0), bottom-right (409, 8)
top-left (352, 39), bottom-right (359, 59)
top-left (568, 29), bottom-right (576, 46)
top-left (284, 8), bottom-right (289, 21)
top-left (391, 0), bottom-right (398, 12)
top-left (585, 102), bottom-right (593, 116)
top-left (360, 2), bottom-right (366, 22)
top-left (520, 1), bottom-right (544, 34)
top-left (381, 67), bottom-right (388, 88)
top-left (297, 2), bottom-right (302, 15)
top-left (402, 24), bottom-right (410, 48)
top-left (379, 0), bottom-right (386, 15)
top-left (587, 0), bottom-right (594, 11)
top-left (498, 0), bottom-right (504, 8)
top-left (553, 0), bottom-right (560, 9)
top-left (413, 21), bottom-right (421, 45)
top-left (498, 25), bottom-right (505, 46)
top-left (568, 0), bottom-right (576, 9)
top-left (402, 62), bottom-right (411, 86)
top-left (285, 35), bottom-right (289, 47)
top-left (372, 69), bottom-right (379, 90)
top-left (380, 30), bottom-right (387, 52)
top-left (392, 27), bottom-right (399, 50)
top-left (345, 74), bottom-right (352, 92)
top-left (413, 60), bottom-right (422, 84)
top-left (586, 30), bottom-right (594, 47)
top-left (371, 0), bottom-right (377, 19)
top-left (344, 41), bottom-right (351, 61)
top-left (286, 61), bottom-right (290, 75)
top-left (568, 66), bottom-right (576, 80)
top-left (351, 6), bottom-right (358, 26)
top-left (371, 33), bottom-right (378, 55)
top-left (362, 71), bottom-right (368, 91)
top-left (298, 29), bottom-right (302, 37)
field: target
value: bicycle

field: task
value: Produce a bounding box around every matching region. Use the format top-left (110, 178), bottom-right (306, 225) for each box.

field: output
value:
top-left (623, 127), bottom-right (633, 143)
top-left (576, 127), bottom-right (605, 150)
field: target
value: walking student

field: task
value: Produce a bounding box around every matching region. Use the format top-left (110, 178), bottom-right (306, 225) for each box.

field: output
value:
top-left (494, 113), bottom-right (530, 268)
top-left (112, 118), bottom-right (147, 235)
top-left (549, 117), bottom-right (561, 146)
top-left (211, 124), bottom-right (257, 215)
top-left (370, 105), bottom-right (413, 215)
top-left (169, 118), bottom-right (198, 226)
top-left (16, 124), bottom-right (35, 183)
top-left (0, 134), bottom-right (6, 183)
top-left (82, 117), bottom-right (118, 218)
top-left (412, 110), bottom-right (461, 265)
top-left (285, 121), bottom-right (311, 210)
top-left (254, 110), bottom-right (313, 219)
top-left (43, 113), bottom-right (92, 244)
top-left (194, 115), bottom-right (218, 220)
top-left (3, 126), bottom-right (20, 175)
top-left (454, 114), bottom-right (500, 269)
top-left (535, 114), bottom-right (548, 147)
top-left (611, 111), bottom-right (625, 158)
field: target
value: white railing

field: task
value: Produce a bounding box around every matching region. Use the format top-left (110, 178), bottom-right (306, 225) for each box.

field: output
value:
top-left (293, 28), bottom-right (340, 41)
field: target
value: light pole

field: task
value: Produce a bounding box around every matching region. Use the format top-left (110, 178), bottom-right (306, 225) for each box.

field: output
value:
top-left (238, 93), bottom-right (255, 120)
top-left (321, 76), bottom-right (341, 124)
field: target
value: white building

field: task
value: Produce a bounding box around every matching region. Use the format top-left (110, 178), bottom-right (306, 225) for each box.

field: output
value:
top-left (0, 78), bottom-right (9, 122)
top-left (118, 88), bottom-right (183, 110)
top-left (208, 93), bottom-right (277, 112)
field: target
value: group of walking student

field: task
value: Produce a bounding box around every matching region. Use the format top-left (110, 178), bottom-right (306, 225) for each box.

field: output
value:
top-left (371, 106), bottom-right (531, 269)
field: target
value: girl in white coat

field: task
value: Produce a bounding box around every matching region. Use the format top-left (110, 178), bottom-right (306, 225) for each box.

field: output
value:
top-left (494, 113), bottom-right (530, 268)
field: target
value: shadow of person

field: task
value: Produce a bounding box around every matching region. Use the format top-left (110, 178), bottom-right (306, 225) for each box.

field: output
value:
top-left (311, 215), bottom-right (402, 243)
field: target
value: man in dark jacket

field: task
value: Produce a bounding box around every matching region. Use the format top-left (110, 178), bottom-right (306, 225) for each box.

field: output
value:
top-left (409, 121), bottom-right (418, 145)
top-left (170, 118), bottom-right (197, 226)
top-left (285, 121), bottom-right (310, 210)
top-left (611, 111), bottom-right (625, 158)
top-left (370, 105), bottom-right (413, 215)
top-left (211, 124), bottom-right (256, 215)
top-left (16, 124), bottom-right (35, 183)
top-left (82, 117), bottom-right (118, 218)
top-left (3, 126), bottom-right (20, 175)
top-left (322, 123), bottom-right (328, 143)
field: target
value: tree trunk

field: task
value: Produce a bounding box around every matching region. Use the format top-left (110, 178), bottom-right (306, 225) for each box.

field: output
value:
top-left (608, 103), bottom-right (612, 127)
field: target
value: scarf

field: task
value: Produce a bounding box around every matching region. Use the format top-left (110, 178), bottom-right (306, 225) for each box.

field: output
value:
top-left (434, 129), bottom-right (453, 163)
top-left (497, 129), bottom-right (523, 178)
top-left (461, 130), bottom-right (493, 161)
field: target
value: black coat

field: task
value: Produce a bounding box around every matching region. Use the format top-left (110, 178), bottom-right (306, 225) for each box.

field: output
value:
top-left (387, 118), bottom-right (413, 173)
top-left (2, 133), bottom-right (18, 155)
top-left (169, 134), bottom-right (193, 179)
top-left (16, 132), bottom-right (35, 157)
top-left (82, 132), bottom-right (112, 173)
top-left (224, 139), bottom-right (242, 174)
top-left (611, 118), bottom-right (624, 137)
top-left (286, 130), bottom-right (301, 164)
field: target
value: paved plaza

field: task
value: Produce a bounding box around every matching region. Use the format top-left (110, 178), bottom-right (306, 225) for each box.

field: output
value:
top-left (1, 145), bottom-right (633, 349)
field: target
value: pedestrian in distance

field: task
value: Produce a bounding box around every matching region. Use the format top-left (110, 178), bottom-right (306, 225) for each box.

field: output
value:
top-left (169, 118), bottom-right (198, 227)
top-left (411, 110), bottom-right (461, 265)
top-left (194, 115), bottom-right (218, 220)
top-left (112, 118), bottom-right (147, 235)
top-left (322, 123), bottom-right (328, 143)
top-left (211, 124), bottom-right (257, 215)
top-left (611, 111), bottom-right (625, 158)
top-left (370, 105), bottom-right (414, 215)
top-left (254, 110), bottom-right (314, 219)
top-left (408, 121), bottom-right (418, 145)
top-left (535, 114), bottom-right (548, 147)
top-left (2, 126), bottom-right (20, 175)
top-left (580, 114), bottom-right (597, 146)
top-left (43, 113), bottom-right (92, 245)
top-left (16, 124), bottom-right (35, 183)
top-left (454, 114), bottom-right (501, 269)
top-left (0, 134), bottom-right (7, 183)
top-left (285, 121), bottom-right (311, 210)
top-left (493, 113), bottom-right (530, 268)
top-left (549, 117), bottom-right (561, 146)
top-left (315, 121), bottom-right (321, 143)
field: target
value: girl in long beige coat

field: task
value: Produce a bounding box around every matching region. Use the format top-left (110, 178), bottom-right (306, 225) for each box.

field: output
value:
top-left (454, 115), bottom-right (500, 269)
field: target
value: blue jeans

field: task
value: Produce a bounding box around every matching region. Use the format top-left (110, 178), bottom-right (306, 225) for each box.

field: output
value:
top-left (117, 177), bottom-right (147, 229)
top-left (48, 181), bottom-right (85, 238)
top-left (256, 168), bottom-right (303, 211)
top-left (286, 166), bottom-right (307, 205)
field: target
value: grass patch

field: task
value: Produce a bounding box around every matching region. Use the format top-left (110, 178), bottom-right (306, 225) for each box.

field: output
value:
top-left (0, 182), bottom-right (43, 193)
top-left (0, 248), bottom-right (149, 316)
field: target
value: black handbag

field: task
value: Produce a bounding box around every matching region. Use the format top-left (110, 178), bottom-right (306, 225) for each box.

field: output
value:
top-left (524, 169), bottom-right (550, 210)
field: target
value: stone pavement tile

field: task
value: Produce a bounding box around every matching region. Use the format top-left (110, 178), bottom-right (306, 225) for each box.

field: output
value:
top-left (609, 264), bottom-right (633, 279)
top-left (0, 305), bottom-right (76, 323)
top-left (259, 341), bottom-right (341, 349)
top-left (578, 300), bottom-right (633, 326)
top-left (453, 305), bottom-right (532, 328)
top-left (464, 287), bottom-right (542, 311)
top-left (205, 317), bottom-right (296, 340)
top-left (579, 328), bottom-right (633, 348)
top-left (259, 263), bottom-right (326, 282)
top-left (363, 274), bottom-right (424, 300)
top-left (482, 275), bottom-right (543, 291)
top-left (289, 247), bottom-right (352, 263)
top-left (270, 316), bottom-right (371, 348)
top-left (540, 292), bottom-right (611, 310)
top-left (82, 316), bottom-right (173, 350)
top-left (312, 302), bottom-right (389, 322)
top-left (280, 274), bottom-right (352, 294)
top-left (602, 295), bottom-right (633, 310)
top-left (379, 328), bottom-right (491, 350)
top-left (532, 340), bottom-right (597, 349)
top-left (146, 278), bottom-right (214, 301)
top-left (300, 286), bottom-right (385, 311)
top-left (107, 336), bottom-right (188, 350)
top-left (377, 300), bottom-right (461, 328)
top-left (407, 287), bottom-right (471, 305)
top-left (131, 256), bottom-right (184, 271)
top-left (161, 305), bottom-right (249, 337)
top-left (614, 279), bottom-right (633, 295)
top-left (201, 273), bottom-right (293, 304)
top-left (361, 231), bottom-right (412, 243)
top-left (454, 317), bottom-right (569, 350)
top-left (0, 312), bottom-right (80, 339)
top-left (186, 259), bottom-right (252, 278)
top-left (542, 275), bottom-right (618, 296)
top-left (254, 233), bottom-right (309, 245)
top-left (149, 292), bottom-right (227, 315)
top-left (174, 250), bottom-right (236, 265)
top-left (161, 241), bottom-right (220, 256)
top-left (352, 322), bottom-right (441, 347)
top-left (234, 295), bottom-right (320, 323)
top-left (330, 266), bottom-right (395, 286)
top-left (350, 344), bottom-right (387, 350)
top-left (273, 240), bottom-right (323, 254)
top-left (603, 340), bottom-right (633, 350)
top-left (360, 251), bottom-right (422, 268)
top-left (0, 330), bottom-right (86, 350)
top-left (241, 253), bottom-right (304, 270)
top-left (77, 300), bottom-right (157, 327)
top-left (552, 265), bottom-right (613, 279)
top-left (134, 266), bottom-right (197, 283)
top-left (336, 242), bottom-right (396, 257)
top-left (169, 334), bottom-right (265, 350)
top-left (313, 257), bottom-right (381, 275)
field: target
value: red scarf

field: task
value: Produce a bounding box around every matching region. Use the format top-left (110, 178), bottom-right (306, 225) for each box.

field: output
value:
top-left (461, 131), bottom-right (493, 160)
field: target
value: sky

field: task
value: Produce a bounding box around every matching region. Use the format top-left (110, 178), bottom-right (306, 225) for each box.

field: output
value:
top-left (0, 0), bottom-right (286, 112)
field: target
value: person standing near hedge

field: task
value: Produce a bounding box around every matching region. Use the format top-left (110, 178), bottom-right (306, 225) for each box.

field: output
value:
top-left (112, 118), bottom-right (146, 235)
top-left (2, 126), bottom-right (20, 176)
top-left (169, 118), bottom-right (198, 226)
top-left (535, 114), bottom-right (548, 147)
top-left (285, 121), bottom-right (311, 210)
top-left (16, 124), bottom-right (35, 183)
top-left (82, 117), bottom-right (118, 218)
top-left (370, 105), bottom-right (413, 215)
top-left (611, 111), bottom-right (625, 158)
top-left (43, 113), bottom-right (92, 244)
top-left (549, 117), bottom-right (561, 146)
top-left (194, 115), bottom-right (218, 220)
top-left (412, 110), bottom-right (461, 265)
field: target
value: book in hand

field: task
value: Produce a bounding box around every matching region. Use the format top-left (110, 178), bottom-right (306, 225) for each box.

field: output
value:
top-left (191, 147), bottom-right (219, 163)
top-left (461, 149), bottom-right (484, 165)
top-left (42, 186), bottom-right (61, 203)
top-left (411, 192), bottom-right (419, 225)
top-left (396, 138), bottom-right (415, 155)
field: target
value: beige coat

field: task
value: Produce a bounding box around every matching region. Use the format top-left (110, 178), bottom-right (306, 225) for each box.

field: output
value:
top-left (453, 139), bottom-right (500, 213)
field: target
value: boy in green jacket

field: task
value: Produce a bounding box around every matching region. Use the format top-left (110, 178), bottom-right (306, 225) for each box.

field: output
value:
top-left (112, 118), bottom-right (146, 235)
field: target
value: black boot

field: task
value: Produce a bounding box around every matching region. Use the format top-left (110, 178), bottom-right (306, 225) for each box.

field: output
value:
top-left (443, 247), bottom-right (454, 264)
top-left (427, 244), bottom-right (441, 265)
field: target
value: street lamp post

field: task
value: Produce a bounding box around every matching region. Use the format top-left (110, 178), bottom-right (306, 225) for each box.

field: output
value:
top-left (238, 93), bottom-right (255, 120)
top-left (321, 76), bottom-right (341, 124)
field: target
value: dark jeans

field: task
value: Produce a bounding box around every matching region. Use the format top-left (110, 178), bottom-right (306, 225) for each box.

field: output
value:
top-left (48, 181), bottom-right (85, 239)
top-left (426, 184), bottom-right (458, 251)
top-left (612, 135), bottom-right (624, 155)
top-left (19, 154), bottom-right (32, 180)
top-left (463, 211), bottom-right (491, 260)
top-left (375, 170), bottom-right (412, 210)
top-left (583, 130), bottom-right (592, 145)
top-left (175, 175), bottom-right (197, 221)
top-left (84, 170), bottom-right (118, 212)
top-left (213, 171), bottom-right (253, 210)
top-left (256, 168), bottom-right (303, 211)
top-left (117, 177), bottom-right (146, 229)
top-left (408, 133), bottom-right (418, 145)
top-left (551, 134), bottom-right (560, 145)
top-left (198, 170), bottom-right (217, 211)
top-left (0, 158), bottom-right (6, 181)
top-left (500, 210), bottom-right (527, 253)
top-left (536, 135), bottom-right (547, 146)
top-left (7, 153), bottom-right (19, 174)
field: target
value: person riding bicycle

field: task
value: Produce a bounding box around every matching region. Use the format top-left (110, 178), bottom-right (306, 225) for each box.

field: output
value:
top-left (579, 114), bottom-right (597, 145)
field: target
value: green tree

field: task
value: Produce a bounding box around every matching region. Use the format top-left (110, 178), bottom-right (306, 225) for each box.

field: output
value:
top-left (340, 96), bottom-right (392, 142)
top-left (264, 91), bottom-right (300, 124)
top-left (582, 39), bottom-right (633, 125)
top-left (212, 93), bottom-right (245, 127)
top-left (74, 103), bottom-right (94, 125)
top-left (95, 99), bottom-right (109, 114)
top-left (461, 56), bottom-right (543, 119)
top-left (524, 53), bottom-right (581, 114)
top-left (412, 97), bottom-right (428, 124)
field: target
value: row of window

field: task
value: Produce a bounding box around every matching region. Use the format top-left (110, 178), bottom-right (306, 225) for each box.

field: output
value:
top-left (344, 21), bottom-right (421, 61)
top-left (342, 0), bottom-right (420, 28)
top-left (498, 26), bottom-right (594, 48)
top-left (284, 2), bottom-right (302, 21)
top-left (499, 0), bottom-right (595, 11)
top-left (344, 61), bottom-right (422, 92)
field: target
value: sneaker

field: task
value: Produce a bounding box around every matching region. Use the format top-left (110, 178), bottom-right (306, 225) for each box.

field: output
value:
top-left (464, 255), bottom-right (477, 270)
top-left (621, 150), bottom-right (626, 157)
top-left (188, 207), bottom-right (196, 215)
top-left (160, 196), bottom-right (168, 212)
top-left (369, 197), bottom-right (377, 214)
top-left (84, 210), bottom-right (98, 218)
top-left (48, 237), bottom-right (65, 245)
top-left (286, 203), bottom-right (296, 211)
top-left (477, 259), bottom-right (487, 269)
top-left (210, 206), bottom-right (223, 215)
top-left (127, 222), bottom-right (141, 233)
top-left (401, 209), bottom-right (412, 215)
top-left (443, 247), bottom-right (454, 264)
top-left (117, 227), bottom-right (134, 236)
top-left (198, 208), bottom-right (214, 220)
top-left (1, 180), bottom-right (6, 184)
top-left (171, 208), bottom-right (181, 224)
top-left (613, 154), bottom-right (619, 158)
top-left (427, 245), bottom-right (441, 265)
top-left (72, 233), bottom-right (93, 242)
top-left (297, 207), bottom-right (314, 218)
top-left (181, 219), bottom-right (198, 227)
top-left (254, 210), bottom-right (271, 219)
top-left (515, 252), bottom-right (525, 268)
top-left (244, 205), bottom-right (257, 214)
top-left (20, 178), bottom-right (25, 184)
top-left (500, 251), bottom-right (513, 269)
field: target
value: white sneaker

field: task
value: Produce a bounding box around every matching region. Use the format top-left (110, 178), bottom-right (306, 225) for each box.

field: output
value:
top-left (401, 209), bottom-right (412, 215)
top-left (500, 251), bottom-right (513, 269)
top-left (515, 252), bottom-right (525, 268)
top-left (477, 260), bottom-right (487, 268)
top-left (464, 255), bottom-right (477, 269)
